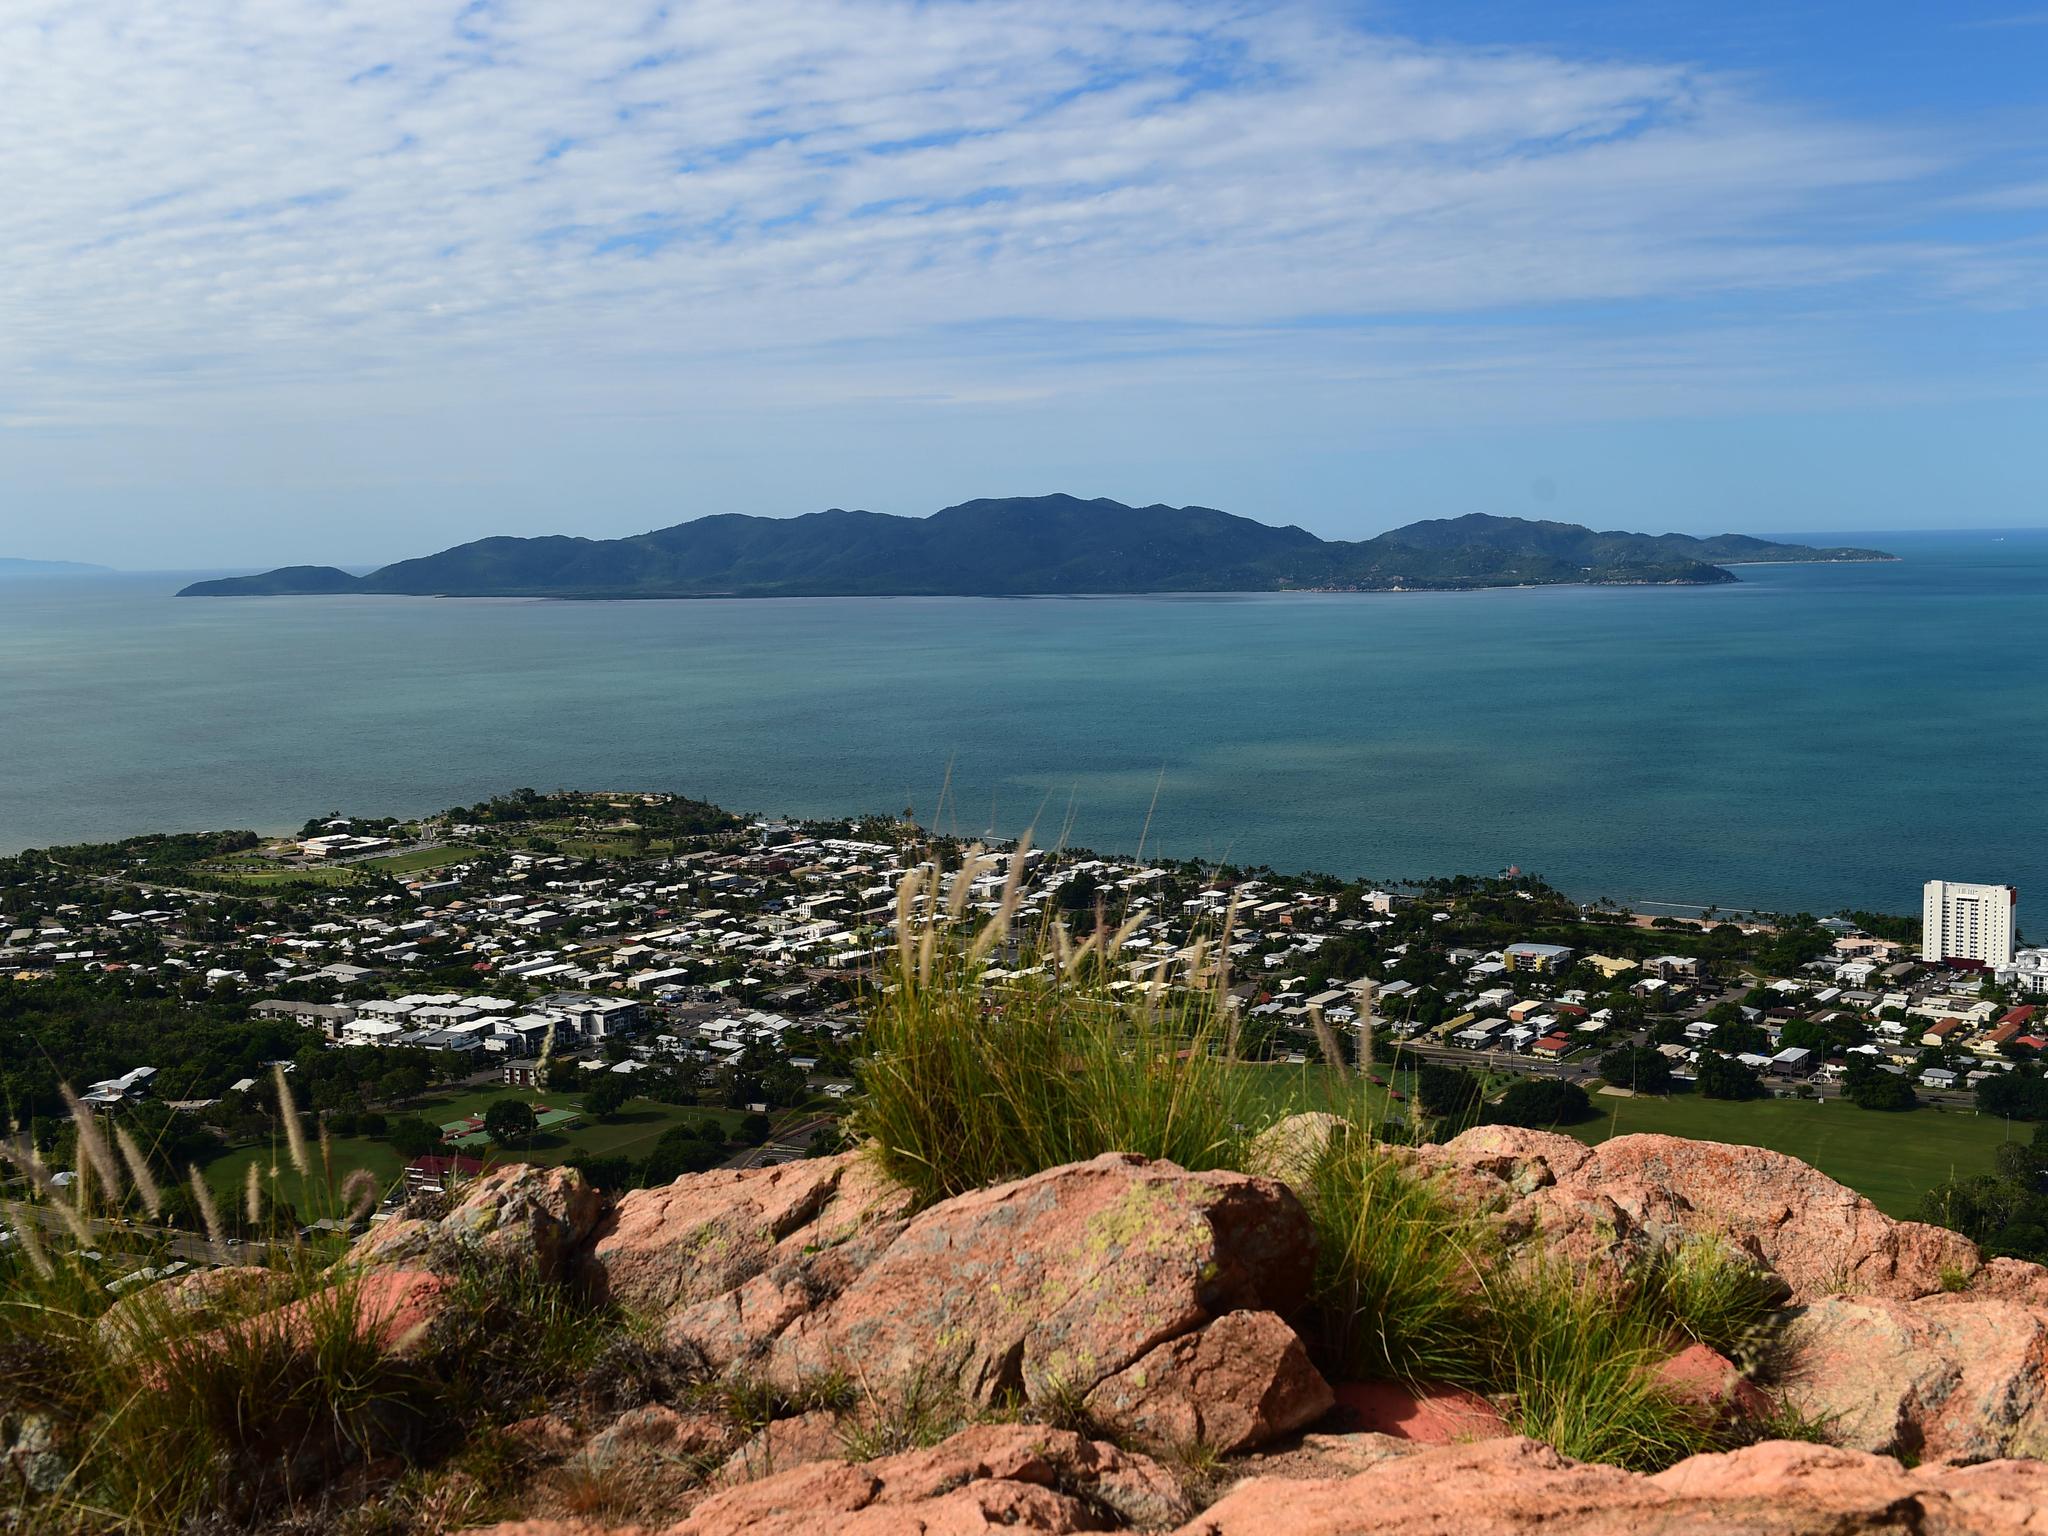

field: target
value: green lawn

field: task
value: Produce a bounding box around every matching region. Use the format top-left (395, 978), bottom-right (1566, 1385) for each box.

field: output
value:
top-left (202, 1137), bottom-right (406, 1209)
top-left (201, 1084), bottom-right (747, 1206)
top-left (1565, 1093), bottom-right (2017, 1219)
top-left (204, 862), bottom-right (360, 888)
top-left (1230, 1060), bottom-right (1429, 1132)
top-left (357, 844), bottom-right (480, 875)
top-left (1230, 1056), bottom-right (1539, 1128)
top-left (1227, 1059), bottom-right (2013, 1221)
top-left (405, 1084), bottom-right (744, 1164)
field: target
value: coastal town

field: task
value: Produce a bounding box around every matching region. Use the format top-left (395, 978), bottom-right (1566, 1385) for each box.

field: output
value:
top-left (4, 790), bottom-right (2046, 1246)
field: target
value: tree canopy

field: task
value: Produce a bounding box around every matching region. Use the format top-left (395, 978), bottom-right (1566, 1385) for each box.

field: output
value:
top-left (483, 1099), bottom-right (538, 1148)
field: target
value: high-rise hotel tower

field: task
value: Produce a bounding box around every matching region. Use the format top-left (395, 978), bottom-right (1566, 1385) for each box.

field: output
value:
top-left (1922, 880), bottom-right (2017, 968)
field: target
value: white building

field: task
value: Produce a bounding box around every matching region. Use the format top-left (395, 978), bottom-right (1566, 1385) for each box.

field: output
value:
top-left (1999, 949), bottom-right (2048, 997)
top-left (1923, 880), bottom-right (2017, 968)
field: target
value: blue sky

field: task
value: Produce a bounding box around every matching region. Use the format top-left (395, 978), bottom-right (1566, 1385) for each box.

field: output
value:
top-left (2, 0), bottom-right (2045, 567)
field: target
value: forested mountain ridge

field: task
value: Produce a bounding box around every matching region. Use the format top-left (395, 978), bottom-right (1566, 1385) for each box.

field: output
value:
top-left (178, 496), bottom-right (1893, 599)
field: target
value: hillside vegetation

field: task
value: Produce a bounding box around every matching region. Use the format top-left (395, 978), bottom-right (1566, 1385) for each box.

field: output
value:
top-left (178, 497), bottom-right (1893, 599)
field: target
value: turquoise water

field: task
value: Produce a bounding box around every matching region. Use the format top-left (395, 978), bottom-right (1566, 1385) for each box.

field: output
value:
top-left (1, 529), bottom-right (2042, 916)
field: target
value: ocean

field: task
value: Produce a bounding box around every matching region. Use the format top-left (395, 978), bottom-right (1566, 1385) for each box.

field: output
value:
top-left (2, 529), bottom-right (2042, 918)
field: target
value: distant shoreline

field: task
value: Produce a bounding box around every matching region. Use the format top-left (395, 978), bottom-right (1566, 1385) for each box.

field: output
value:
top-left (177, 558), bottom-right (1898, 603)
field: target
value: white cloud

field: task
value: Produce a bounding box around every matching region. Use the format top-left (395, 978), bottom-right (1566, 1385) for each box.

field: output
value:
top-left (0, 0), bottom-right (1960, 417)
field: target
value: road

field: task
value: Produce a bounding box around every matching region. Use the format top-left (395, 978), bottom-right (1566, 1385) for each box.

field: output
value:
top-left (723, 1114), bottom-right (837, 1170)
top-left (6, 1201), bottom-right (254, 1268)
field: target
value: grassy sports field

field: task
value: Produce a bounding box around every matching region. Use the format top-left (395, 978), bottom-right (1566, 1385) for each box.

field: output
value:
top-left (201, 1083), bottom-right (747, 1201)
top-left (1565, 1091), bottom-right (2015, 1219)
top-left (1232, 1059), bottom-right (2011, 1219)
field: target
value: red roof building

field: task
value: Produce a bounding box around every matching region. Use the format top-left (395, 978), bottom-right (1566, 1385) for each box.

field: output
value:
top-left (403, 1153), bottom-right (486, 1197)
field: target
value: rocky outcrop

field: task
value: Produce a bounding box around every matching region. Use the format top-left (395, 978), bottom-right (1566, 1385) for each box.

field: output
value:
top-left (555, 1150), bottom-right (1327, 1464)
top-left (1654, 1345), bottom-right (1769, 1427)
top-left (1083, 1310), bottom-right (1334, 1455)
top-left (586, 1151), bottom-right (1326, 1451)
top-left (1424, 1128), bottom-right (1985, 1302)
top-left (711, 1411), bottom-right (848, 1487)
top-left (1327, 1380), bottom-right (1509, 1443)
top-left (1244, 1111), bottom-right (1347, 1189)
top-left (1181, 1435), bottom-right (2048, 1535)
top-left (586, 1405), bottom-right (743, 1471)
top-left (587, 1153), bottom-right (910, 1317)
top-left (351, 1163), bottom-right (607, 1281)
top-left (737, 1154), bottom-right (1318, 1417)
top-left (464, 1429), bottom-right (2048, 1536)
top-left (1, 1413), bottom-right (67, 1497)
top-left (255, 1133), bottom-right (2048, 1528)
top-left (468, 1424), bottom-right (1193, 1536)
top-left (1778, 1293), bottom-right (2048, 1461)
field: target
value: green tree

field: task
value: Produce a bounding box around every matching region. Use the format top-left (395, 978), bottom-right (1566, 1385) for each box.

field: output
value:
top-left (1057, 869), bottom-right (1099, 914)
top-left (386, 1116), bottom-right (442, 1159)
top-left (642, 1125), bottom-right (726, 1183)
top-left (1979, 1069), bottom-right (2048, 1121)
top-left (1696, 1053), bottom-right (1766, 1101)
top-left (1707, 1019), bottom-right (1769, 1056)
top-left (484, 1099), bottom-right (539, 1149)
top-left (378, 1065), bottom-right (430, 1107)
top-left (1847, 1071), bottom-right (1916, 1112)
top-left (1413, 1062), bottom-right (1483, 1128)
top-left (1599, 1045), bottom-right (1673, 1095)
top-left (1487, 1077), bottom-right (1593, 1128)
top-left (581, 1073), bottom-right (633, 1120)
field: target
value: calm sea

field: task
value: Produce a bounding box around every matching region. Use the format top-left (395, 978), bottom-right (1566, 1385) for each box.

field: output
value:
top-left (2, 529), bottom-right (2042, 918)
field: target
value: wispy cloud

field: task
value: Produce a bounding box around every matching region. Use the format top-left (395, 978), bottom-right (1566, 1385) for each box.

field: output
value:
top-left (0, 0), bottom-right (2042, 559)
top-left (0, 2), bottom-right (1964, 402)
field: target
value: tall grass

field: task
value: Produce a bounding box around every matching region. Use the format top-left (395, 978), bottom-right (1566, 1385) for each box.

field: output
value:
top-left (1293, 1133), bottom-right (1770, 1467)
top-left (1636, 1236), bottom-right (1786, 1362)
top-left (0, 1074), bottom-right (617, 1533)
top-left (92, 1267), bottom-right (433, 1527)
top-left (854, 848), bottom-right (1260, 1206)
top-left (1485, 1256), bottom-right (1717, 1471)
top-left (1304, 1131), bottom-right (1485, 1384)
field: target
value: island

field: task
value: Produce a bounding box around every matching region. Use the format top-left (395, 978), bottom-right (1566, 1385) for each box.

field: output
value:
top-left (0, 556), bottom-right (113, 576)
top-left (178, 496), bottom-right (1894, 599)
